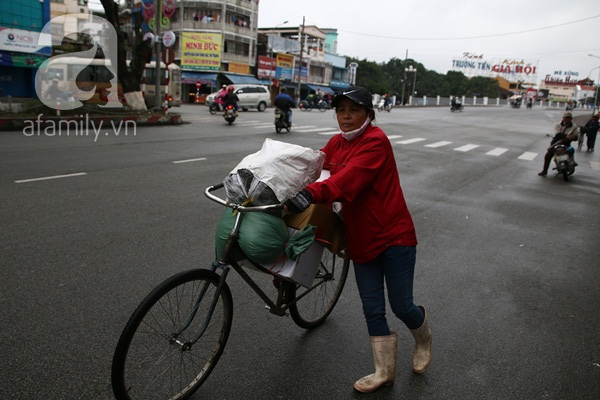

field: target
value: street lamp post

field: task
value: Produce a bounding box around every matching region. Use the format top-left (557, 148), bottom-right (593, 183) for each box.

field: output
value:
top-left (589, 54), bottom-right (600, 114)
top-left (406, 65), bottom-right (416, 105)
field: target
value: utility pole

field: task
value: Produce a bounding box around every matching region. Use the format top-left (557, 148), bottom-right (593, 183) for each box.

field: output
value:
top-left (154, 0), bottom-right (162, 109)
top-left (400, 49), bottom-right (408, 106)
top-left (295, 16), bottom-right (305, 102)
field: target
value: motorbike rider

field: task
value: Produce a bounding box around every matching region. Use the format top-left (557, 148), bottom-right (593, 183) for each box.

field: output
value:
top-left (215, 84), bottom-right (227, 111)
top-left (222, 85), bottom-right (239, 116)
top-left (274, 87), bottom-right (296, 127)
top-left (527, 98), bottom-right (533, 109)
top-left (451, 95), bottom-right (462, 110)
top-left (538, 111), bottom-right (579, 176)
top-left (382, 94), bottom-right (392, 110)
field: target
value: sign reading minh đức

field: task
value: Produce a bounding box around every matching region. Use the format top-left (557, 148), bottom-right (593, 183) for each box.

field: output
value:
top-left (181, 32), bottom-right (222, 71)
top-left (451, 52), bottom-right (539, 82)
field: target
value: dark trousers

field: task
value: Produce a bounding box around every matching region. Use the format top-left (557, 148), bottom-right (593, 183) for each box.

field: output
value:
top-left (353, 246), bottom-right (424, 336)
top-left (587, 130), bottom-right (597, 149)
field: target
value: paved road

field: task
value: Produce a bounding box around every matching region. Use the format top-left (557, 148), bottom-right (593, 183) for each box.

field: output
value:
top-left (1, 105), bottom-right (599, 399)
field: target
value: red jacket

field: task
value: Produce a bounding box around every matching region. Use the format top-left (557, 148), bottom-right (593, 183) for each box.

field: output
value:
top-left (306, 124), bottom-right (417, 263)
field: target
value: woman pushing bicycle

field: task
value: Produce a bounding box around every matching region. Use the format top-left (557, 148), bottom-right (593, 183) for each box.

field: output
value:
top-left (285, 86), bottom-right (433, 393)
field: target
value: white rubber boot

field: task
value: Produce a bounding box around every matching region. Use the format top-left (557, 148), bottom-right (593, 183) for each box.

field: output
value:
top-left (410, 305), bottom-right (432, 374)
top-left (353, 331), bottom-right (398, 393)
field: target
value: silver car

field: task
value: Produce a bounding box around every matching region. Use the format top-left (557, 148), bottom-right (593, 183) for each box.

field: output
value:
top-left (205, 84), bottom-right (270, 112)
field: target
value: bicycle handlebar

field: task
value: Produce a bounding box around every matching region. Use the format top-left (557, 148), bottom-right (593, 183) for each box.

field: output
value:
top-left (204, 184), bottom-right (284, 212)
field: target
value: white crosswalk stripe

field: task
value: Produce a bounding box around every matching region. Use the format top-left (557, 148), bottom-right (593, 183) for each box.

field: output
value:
top-left (425, 141), bottom-right (452, 148)
top-left (317, 130), bottom-right (340, 135)
top-left (387, 135), bottom-right (403, 139)
top-left (396, 138), bottom-right (427, 145)
top-left (518, 152), bottom-right (538, 160)
top-left (486, 147), bottom-right (509, 156)
top-left (250, 124), bottom-right (276, 128)
top-left (454, 144), bottom-right (480, 152)
top-left (296, 127), bottom-right (337, 133)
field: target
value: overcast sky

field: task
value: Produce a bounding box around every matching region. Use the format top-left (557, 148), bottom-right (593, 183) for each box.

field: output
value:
top-left (257, 0), bottom-right (600, 86)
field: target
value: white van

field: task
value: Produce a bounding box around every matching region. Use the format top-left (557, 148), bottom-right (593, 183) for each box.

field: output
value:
top-left (206, 84), bottom-right (270, 112)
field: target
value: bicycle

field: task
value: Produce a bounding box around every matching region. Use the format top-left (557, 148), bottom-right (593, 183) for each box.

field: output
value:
top-left (111, 183), bottom-right (350, 400)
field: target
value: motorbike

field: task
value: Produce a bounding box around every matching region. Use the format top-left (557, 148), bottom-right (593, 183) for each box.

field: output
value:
top-left (450, 103), bottom-right (463, 112)
top-left (223, 104), bottom-right (236, 125)
top-left (510, 100), bottom-right (522, 109)
top-left (553, 144), bottom-right (576, 181)
top-left (274, 108), bottom-right (290, 133)
top-left (526, 101), bottom-right (533, 109)
top-left (298, 100), bottom-right (312, 111)
top-left (378, 99), bottom-right (392, 112)
top-left (209, 102), bottom-right (223, 115)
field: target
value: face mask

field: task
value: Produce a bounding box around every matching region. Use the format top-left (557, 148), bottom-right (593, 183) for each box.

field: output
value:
top-left (340, 116), bottom-right (371, 141)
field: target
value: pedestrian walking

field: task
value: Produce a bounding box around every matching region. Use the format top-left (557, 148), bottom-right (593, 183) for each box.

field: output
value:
top-left (285, 86), bottom-right (432, 393)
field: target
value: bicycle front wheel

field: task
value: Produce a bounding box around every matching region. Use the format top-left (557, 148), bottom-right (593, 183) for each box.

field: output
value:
top-left (111, 269), bottom-right (233, 400)
top-left (288, 247), bottom-right (350, 329)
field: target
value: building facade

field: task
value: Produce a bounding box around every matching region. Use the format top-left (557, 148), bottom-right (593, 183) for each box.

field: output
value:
top-left (168, 0), bottom-right (261, 102)
top-left (0, 0), bottom-right (52, 97)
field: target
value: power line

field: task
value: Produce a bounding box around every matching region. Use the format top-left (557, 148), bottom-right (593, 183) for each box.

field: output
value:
top-left (338, 14), bottom-right (600, 41)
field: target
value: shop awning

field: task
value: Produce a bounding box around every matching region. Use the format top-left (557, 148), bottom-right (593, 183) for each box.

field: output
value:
top-left (281, 81), bottom-right (299, 89)
top-left (330, 80), bottom-right (351, 90)
top-left (223, 73), bottom-right (263, 85)
top-left (181, 72), bottom-right (218, 85)
top-left (307, 84), bottom-right (334, 94)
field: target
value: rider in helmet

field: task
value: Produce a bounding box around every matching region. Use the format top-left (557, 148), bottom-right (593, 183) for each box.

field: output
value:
top-left (223, 85), bottom-right (239, 115)
top-left (215, 84), bottom-right (227, 110)
top-left (274, 87), bottom-right (296, 127)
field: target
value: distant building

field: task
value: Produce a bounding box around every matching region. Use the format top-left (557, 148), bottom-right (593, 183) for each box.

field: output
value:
top-left (0, 0), bottom-right (52, 98)
top-left (168, 0), bottom-right (261, 102)
top-left (539, 77), bottom-right (595, 102)
top-left (258, 25), bottom-right (351, 99)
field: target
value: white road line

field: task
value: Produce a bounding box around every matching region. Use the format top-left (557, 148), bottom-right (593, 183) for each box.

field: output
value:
top-left (486, 147), bottom-right (509, 156)
top-left (15, 172), bottom-right (87, 184)
top-left (250, 124), bottom-right (276, 128)
top-left (518, 152), bottom-right (538, 161)
top-left (317, 131), bottom-right (340, 135)
top-left (591, 161), bottom-right (600, 170)
top-left (425, 141), bottom-right (452, 148)
top-left (454, 144), bottom-right (480, 152)
top-left (387, 135), bottom-right (403, 139)
top-left (296, 127), bottom-right (338, 133)
top-left (396, 138), bottom-right (427, 145)
top-left (173, 157), bottom-right (207, 164)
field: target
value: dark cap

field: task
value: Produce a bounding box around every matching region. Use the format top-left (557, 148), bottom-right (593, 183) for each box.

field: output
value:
top-left (332, 86), bottom-right (373, 109)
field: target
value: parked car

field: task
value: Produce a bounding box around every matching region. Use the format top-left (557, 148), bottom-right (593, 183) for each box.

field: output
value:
top-left (205, 84), bottom-right (270, 112)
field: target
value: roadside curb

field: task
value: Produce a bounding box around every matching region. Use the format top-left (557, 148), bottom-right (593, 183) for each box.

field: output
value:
top-left (0, 112), bottom-right (183, 131)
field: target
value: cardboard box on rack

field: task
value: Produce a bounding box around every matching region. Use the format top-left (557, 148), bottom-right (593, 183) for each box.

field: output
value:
top-left (265, 229), bottom-right (325, 288)
top-left (284, 203), bottom-right (347, 258)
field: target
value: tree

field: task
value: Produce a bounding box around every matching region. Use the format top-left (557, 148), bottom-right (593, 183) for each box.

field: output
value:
top-left (100, 0), bottom-right (152, 110)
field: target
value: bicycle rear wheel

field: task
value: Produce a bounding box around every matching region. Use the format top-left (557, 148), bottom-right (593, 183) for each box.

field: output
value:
top-left (111, 269), bottom-right (233, 400)
top-left (288, 247), bottom-right (350, 329)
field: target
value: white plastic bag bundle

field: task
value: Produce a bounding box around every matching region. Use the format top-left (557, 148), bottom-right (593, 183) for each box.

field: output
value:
top-left (227, 139), bottom-right (325, 203)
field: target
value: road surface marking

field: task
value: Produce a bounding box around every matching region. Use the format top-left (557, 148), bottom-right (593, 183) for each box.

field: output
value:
top-left (15, 172), bottom-right (87, 184)
top-left (396, 138), bottom-right (427, 145)
top-left (173, 157), bottom-right (207, 164)
top-left (518, 152), bottom-right (538, 160)
top-left (387, 135), bottom-right (403, 139)
top-left (486, 147), bottom-right (509, 156)
top-left (296, 127), bottom-right (338, 133)
top-left (316, 130), bottom-right (340, 135)
top-left (425, 141), bottom-right (452, 148)
top-left (454, 144), bottom-right (480, 152)
top-left (250, 123), bottom-right (276, 128)
top-left (590, 161), bottom-right (600, 170)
